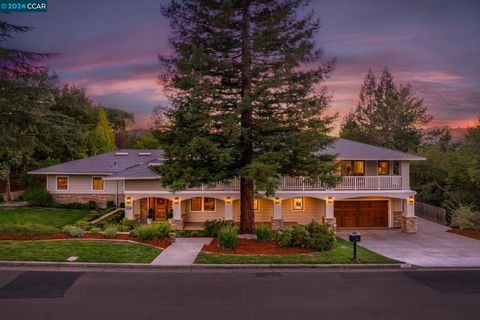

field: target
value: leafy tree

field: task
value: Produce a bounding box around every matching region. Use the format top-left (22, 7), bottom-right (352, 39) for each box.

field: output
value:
top-left (88, 108), bottom-right (116, 155)
top-left (131, 133), bottom-right (160, 149)
top-left (0, 21), bottom-right (74, 201)
top-left (340, 68), bottom-right (432, 152)
top-left (157, 0), bottom-right (338, 233)
top-left (104, 107), bottom-right (134, 148)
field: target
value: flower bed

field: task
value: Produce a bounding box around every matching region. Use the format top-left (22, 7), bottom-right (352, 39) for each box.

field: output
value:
top-left (448, 228), bottom-right (480, 241)
top-left (202, 238), bottom-right (316, 255)
top-left (0, 232), bottom-right (171, 249)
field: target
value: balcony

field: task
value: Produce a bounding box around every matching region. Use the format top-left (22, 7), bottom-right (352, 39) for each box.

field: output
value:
top-left (185, 175), bottom-right (402, 192)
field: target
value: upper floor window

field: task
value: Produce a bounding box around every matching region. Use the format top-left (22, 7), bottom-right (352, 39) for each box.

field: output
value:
top-left (92, 177), bottom-right (104, 190)
top-left (56, 176), bottom-right (68, 190)
top-left (392, 161), bottom-right (400, 175)
top-left (341, 161), bottom-right (365, 176)
top-left (190, 197), bottom-right (216, 212)
top-left (378, 161), bottom-right (390, 175)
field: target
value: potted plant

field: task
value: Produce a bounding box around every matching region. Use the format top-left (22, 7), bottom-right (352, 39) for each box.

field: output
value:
top-left (147, 208), bottom-right (154, 224)
top-left (167, 208), bottom-right (174, 222)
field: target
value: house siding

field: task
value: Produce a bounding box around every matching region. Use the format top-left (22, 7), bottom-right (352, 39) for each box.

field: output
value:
top-left (125, 180), bottom-right (164, 191)
top-left (282, 197), bottom-right (325, 224)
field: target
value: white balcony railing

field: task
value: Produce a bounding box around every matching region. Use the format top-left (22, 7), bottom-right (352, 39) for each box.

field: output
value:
top-left (185, 175), bottom-right (402, 192)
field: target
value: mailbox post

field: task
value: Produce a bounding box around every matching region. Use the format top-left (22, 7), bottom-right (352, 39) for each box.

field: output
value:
top-left (348, 232), bottom-right (361, 263)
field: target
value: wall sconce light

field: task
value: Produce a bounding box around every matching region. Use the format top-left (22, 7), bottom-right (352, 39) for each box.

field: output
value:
top-left (274, 197), bottom-right (280, 204)
top-left (225, 197), bottom-right (232, 204)
top-left (125, 197), bottom-right (132, 205)
top-left (408, 196), bottom-right (415, 204)
top-left (327, 196), bottom-right (333, 204)
top-left (173, 197), bottom-right (180, 204)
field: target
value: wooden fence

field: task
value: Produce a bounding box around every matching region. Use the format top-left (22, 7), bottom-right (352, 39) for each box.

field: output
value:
top-left (415, 201), bottom-right (447, 225)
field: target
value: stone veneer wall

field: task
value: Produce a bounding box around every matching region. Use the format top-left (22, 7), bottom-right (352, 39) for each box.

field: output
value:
top-left (393, 211), bottom-right (402, 228)
top-left (52, 193), bottom-right (124, 209)
top-left (400, 216), bottom-right (417, 233)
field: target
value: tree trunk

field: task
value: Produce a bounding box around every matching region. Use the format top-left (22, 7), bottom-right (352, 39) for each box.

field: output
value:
top-left (239, 0), bottom-right (254, 233)
top-left (4, 175), bottom-right (11, 203)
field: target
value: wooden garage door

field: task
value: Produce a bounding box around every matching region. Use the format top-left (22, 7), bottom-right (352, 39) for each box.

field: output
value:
top-left (334, 201), bottom-right (388, 227)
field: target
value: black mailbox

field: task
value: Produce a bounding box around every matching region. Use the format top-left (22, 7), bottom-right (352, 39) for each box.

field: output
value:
top-left (349, 232), bottom-right (361, 243)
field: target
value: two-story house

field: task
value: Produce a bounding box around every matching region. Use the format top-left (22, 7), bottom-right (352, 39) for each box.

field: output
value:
top-left (29, 138), bottom-right (425, 233)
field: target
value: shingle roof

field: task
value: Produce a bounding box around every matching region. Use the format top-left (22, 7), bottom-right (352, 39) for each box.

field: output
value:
top-left (104, 160), bottom-right (161, 180)
top-left (28, 149), bottom-right (164, 175)
top-left (316, 138), bottom-right (426, 161)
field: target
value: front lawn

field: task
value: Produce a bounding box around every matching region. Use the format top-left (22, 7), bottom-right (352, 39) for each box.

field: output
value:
top-left (0, 207), bottom-right (90, 228)
top-left (195, 237), bottom-right (398, 264)
top-left (0, 240), bottom-right (161, 263)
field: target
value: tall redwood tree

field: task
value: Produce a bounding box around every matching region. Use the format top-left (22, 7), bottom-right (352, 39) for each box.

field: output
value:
top-left (157, 0), bottom-right (338, 233)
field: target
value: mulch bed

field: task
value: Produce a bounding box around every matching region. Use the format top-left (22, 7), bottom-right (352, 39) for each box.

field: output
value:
top-left (0, 232), bottom-right (171, 249)
top-left (448, 228), bottom-right (480, 241)
top-left (202, 238), bottom-right (316, 255)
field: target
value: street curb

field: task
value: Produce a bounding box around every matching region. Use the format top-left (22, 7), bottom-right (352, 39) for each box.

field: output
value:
top-left (0, 260), bottom-right (410, 271)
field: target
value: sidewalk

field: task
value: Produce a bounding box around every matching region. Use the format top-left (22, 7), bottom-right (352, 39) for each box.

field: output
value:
top-left (151, 238), bottom-right (213, 266)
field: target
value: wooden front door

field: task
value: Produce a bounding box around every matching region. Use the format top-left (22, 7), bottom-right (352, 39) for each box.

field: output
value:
top-left (154, 198), bottom-right (172, 221)
top-left (334, 201), bottom-right (388, 227)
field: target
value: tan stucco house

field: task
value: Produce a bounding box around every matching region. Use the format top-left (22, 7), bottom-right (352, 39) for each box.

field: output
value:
top-left (29, 138), bottom-right (425, 233)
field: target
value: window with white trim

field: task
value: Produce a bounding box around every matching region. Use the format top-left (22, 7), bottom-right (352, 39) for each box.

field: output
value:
top-left (92, 177), bottom-right (104, 190)
top-left (190, 197), bottom-right (216, 212)
top-left (56, 176), bottom-right (68, 190)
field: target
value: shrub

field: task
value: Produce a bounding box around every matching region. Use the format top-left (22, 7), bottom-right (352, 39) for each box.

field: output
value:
top-left (128, 229), bottom-right (137, 237)
top-left (104, 226), bottom-right (118, 238)
top-left (88, 200), bottom-right (97, 209)
top-left (450, 206), bottom-right (480, 231)
top-left (120, 218), bottom-right (138, 230)
top-left (278, 230), bottom-right (293, 248)
top-left (64, 226), bottom-right (85, 238)
top-left (154, 221), bottom-right (172, 238)
top-left (22, 188), bottom-right (53, 207)
top-left (280, 221), bottom-right (336, 251)
top-left (255, 224), bottom-right (274, 242)
top-left (166, 209), bottom-right (174, 220)
top-left (106, 200), bottom-right (115, 208)
top-left (54, 202), bottom-right (90, 210)
top-left (204, 219), bottom-right (234, 237)
top-left (117, 224), bottom-right (130, 232)
top-left (0, 224), bottom-right (58, 237)
top-left (90, 227), bottom-right (100, 235)
top-left (74, 221), bottom-right (92, 231)
top-left (218, 226), bottom-right (238, 250)
top-left (135, 222), bottom-right (171, 240)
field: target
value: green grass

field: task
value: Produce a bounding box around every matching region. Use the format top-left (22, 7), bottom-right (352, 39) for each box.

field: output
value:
top-left (195, 237), bottom-right (399, 264)
top-left (0, 207), bottom-right (90, 228)
top-left (0, 240), bottom-right (161, 263)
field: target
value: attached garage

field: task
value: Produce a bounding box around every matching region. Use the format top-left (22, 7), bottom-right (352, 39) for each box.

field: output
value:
top-left (334, 200), bottom-right (389, 227)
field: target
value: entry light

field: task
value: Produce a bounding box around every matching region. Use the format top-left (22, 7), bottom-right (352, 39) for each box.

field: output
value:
top-left (173, 197), bottom-right (180, 204)
top-left (225, 197), bottom-right (232, 204)
top-left (125, 197), bottom-right (132, 205)
top-left (327, 196), bottom-right (333, 204)
top-left (408, 196), bottom-right (415, 204)
top-left (274, 197), bottom-right (280, 204)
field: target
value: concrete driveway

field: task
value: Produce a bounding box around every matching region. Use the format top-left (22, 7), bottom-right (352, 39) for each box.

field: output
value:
top-left (339, 218), bottom-right (480, 267)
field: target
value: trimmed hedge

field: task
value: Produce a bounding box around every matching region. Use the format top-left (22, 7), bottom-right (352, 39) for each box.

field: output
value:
top-left (278, 221), bottom-right (336, 251)
top-left (135, 222), bottom-right (171, 240)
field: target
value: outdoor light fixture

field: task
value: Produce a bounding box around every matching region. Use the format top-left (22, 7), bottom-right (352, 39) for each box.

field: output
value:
top-left (274, 197), bottom-right (280, 204)
top-left (408, 196), bottom-right (415, 204)
top-left (225, 197), bottom-right (232, 204)
top-left (125, 197), bottom-right (132, 205)
top-left (173, 197), bottom-right (180, 204)
top-left (327, 196), bottom-right (333, 204)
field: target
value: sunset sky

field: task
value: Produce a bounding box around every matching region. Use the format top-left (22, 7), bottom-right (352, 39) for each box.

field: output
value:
top-left (4, 0), bottom-right (480, 130)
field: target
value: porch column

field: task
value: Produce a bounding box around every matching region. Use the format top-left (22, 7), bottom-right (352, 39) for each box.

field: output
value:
top-left (324, 196), bottom-right (336, 231)
top-left (272, 198), bottom-right (283, 230)
top-left (124, 196), bottom-right (134, 220)
top-left (171, 197), bottom-right (183, 230)
top-left (401, 196), bottom-right (417, 233)
top-left (224, 198), bottom-right (233, 221)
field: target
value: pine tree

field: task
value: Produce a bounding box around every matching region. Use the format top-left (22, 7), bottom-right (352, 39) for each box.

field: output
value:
top-left (340, 68), bottom-right (432, 152)
top-left (88, 108), bottom-right (116, 155)
top-left (157, 0), bottom-right (338, 233)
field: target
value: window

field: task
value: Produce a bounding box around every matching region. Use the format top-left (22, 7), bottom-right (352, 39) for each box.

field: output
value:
top-left (353, 161), bottom-right (365, 176)
top-left (341, 161), bottom-right (365, 176)
top-left (253, 197), bottom-right (259, 210)
top-left (191, 197), bottom-right (202, 211)
top-left (292, 197), bottom-right (304, 211)
top-left (378, 161), bottom-right (390, 175)
top-left (56, 176), bottom-right (68, 190)
top-left (203, 197), bottom-right (216, 211)
top-left (92, 177), bottom-right (104, 190)
top-left (393, 161), bottom-right (400, 175)
top-left (190, 197), bottom-right (216, 211)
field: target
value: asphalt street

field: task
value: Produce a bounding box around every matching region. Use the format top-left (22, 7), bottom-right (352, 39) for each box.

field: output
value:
top-left (0, 269), bottom-right (479, 320)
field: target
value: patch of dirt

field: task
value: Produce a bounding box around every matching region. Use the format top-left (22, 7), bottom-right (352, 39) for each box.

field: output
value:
top-left (202, 238), bottom-right (316, 255)
top-left (0, 232), bottom-right (171, 249)
top-left (448, 228), bottom-right (480, 241)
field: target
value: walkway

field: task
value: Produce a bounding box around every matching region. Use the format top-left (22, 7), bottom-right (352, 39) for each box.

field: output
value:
top-left (151, 238), bottom-right (213, 266)
top-left (339, 218), bottom-right (480, 267)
